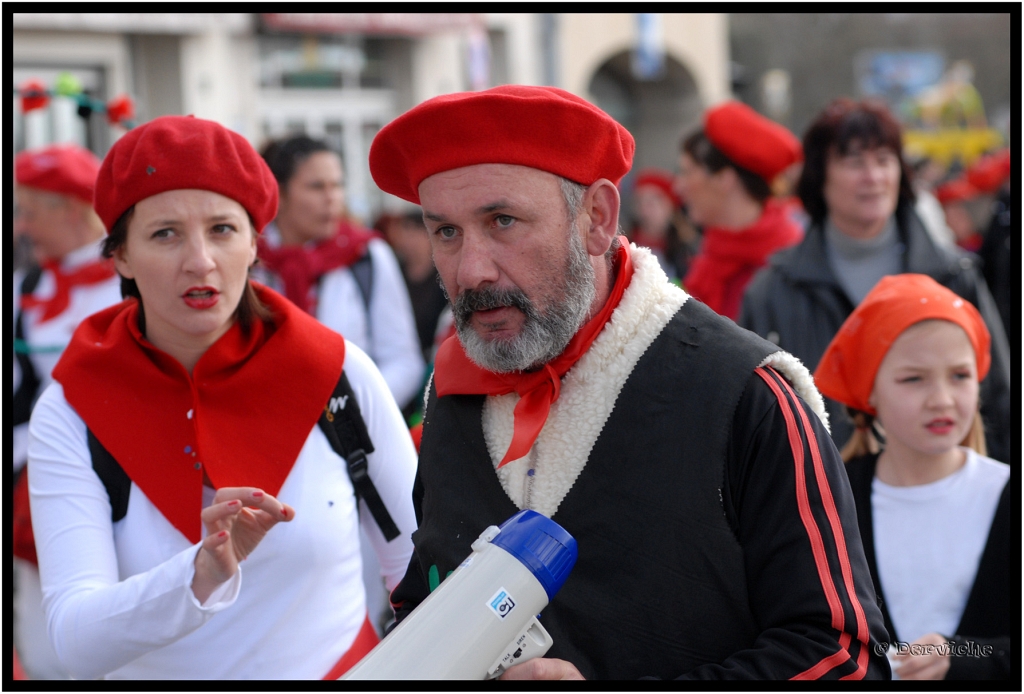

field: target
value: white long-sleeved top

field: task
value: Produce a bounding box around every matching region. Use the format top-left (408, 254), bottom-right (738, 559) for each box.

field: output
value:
top-left (27, 341), bottom-right (418, 680)
top-left (13, 240), bottom-right (123, 469)
top-left (254, 225), bottom-right (425, 409)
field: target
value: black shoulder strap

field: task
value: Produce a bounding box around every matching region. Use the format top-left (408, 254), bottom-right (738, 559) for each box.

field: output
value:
top-left (318, 371), bottom-right (400, 541)
top-left (14, 267), bottom-right (45, 426)
top-left (88, 429), bottom-right (132, 522)
top-left (350, 252), bottom-right (374, 314)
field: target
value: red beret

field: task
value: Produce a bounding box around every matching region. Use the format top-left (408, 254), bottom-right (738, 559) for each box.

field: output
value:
top-left (634, 168), bottom-right (682, 207)
top-left (369, 85), bottom-right (635, 204)
top-left (704, 101), bottom-right (802, 182)
top-left (814, 274), bottom-right (990, 417)
top-left (94, 115), bottom-right (278, 234)
top-left (15, 145), bottom-right (101, 204)
top-left (966, 149), bottom-right (1010, 193)
top-left (935, 177), bottom-right (979, 205)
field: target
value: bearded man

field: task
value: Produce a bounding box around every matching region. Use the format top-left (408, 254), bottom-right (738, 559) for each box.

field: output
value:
top-left (369, 86), bottom-right (890, 680)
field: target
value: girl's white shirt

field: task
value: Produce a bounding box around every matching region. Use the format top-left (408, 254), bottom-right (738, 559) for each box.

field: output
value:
top-left (872, 447), bottom-right (1009, 642)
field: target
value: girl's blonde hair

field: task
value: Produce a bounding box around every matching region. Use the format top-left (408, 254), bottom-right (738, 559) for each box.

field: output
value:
top-left (840, 408), bottom-right (987, 462)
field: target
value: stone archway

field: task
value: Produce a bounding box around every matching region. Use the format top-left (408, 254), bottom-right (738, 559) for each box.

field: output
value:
top-left (588, 49), bottom-right (703, 186)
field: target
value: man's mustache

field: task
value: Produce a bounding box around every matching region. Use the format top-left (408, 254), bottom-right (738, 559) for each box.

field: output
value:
top-left (453, 286), bottom-right (534, 324)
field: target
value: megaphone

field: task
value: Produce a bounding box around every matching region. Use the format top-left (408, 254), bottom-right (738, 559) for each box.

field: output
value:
top-left (343, 509), bottom-right (577, 680)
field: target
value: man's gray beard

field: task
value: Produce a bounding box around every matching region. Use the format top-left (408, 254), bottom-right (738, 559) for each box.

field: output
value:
top-left (449, 228), bottom-right (596, 373)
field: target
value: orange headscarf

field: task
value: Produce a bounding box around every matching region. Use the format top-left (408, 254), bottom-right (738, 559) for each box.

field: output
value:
top-left (814, 274), bottom-right (990, 416)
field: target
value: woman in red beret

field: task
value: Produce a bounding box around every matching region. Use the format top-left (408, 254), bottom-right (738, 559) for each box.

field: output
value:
top-left (814, 274), bottom-right (1009, 681)
top-left (675, 101), bottom-right (804, 320)
top-left (25, 115), bottom-right (417, 680)
top-left (626, 168), bottom-right (700, 282)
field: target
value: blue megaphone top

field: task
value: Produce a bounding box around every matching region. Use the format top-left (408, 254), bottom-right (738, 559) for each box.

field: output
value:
top-left (491, 510), bottom-right (578, 601)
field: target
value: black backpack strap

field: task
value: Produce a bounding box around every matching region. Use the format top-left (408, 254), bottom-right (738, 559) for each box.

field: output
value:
top-left (318, 371), bottom-right (400, 542)
top-left (13, 267), bottom-right (44, 426)
top-left (350, 251), bottom-right (374, 315)
top-left (87, 429), bottom-right (131, 522)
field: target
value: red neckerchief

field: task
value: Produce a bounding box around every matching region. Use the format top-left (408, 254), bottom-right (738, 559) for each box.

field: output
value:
top-left (257, 220), bottom-right (379, 314)
top-left (683, 199), bottom-right (803, 319)
top-left (51, 284), bottom-right (346, 543)
top-left (434, 242), bottom-right (634, 467)
top-left (20, 258), bottom-right (117, 323)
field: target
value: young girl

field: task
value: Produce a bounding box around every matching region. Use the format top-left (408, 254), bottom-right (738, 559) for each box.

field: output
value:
top-left (814, 273), bottom-right (1010, 680)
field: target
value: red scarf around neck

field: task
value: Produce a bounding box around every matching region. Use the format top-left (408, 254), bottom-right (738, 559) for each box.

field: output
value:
top-left (434, 241), bottom-right (634, 467)
top-left (257, 220), bottom-right (379, 314)
top-left (51, 284), bottom-right (346, 543)
top-left (683, 199), bottom-right (803, 320)
top-left (20, 258), bottom-right (117, 323)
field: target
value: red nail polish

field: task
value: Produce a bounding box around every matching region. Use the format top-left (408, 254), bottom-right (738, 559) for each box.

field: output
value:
top-left (229, 500), bottom-right (240, 507)
top-left (252, 490), bottom-right (264, 498)
top-left (218, 530), bottom-right (228, 538)
top-left (281, 507), bottom-right (288, 518)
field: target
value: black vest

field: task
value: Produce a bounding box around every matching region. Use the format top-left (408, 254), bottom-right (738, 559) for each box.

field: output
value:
top-left (415, 299), bottom-right (778, 679)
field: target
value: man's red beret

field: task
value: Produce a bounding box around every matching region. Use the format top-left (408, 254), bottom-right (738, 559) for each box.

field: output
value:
top-left (369, 85), bottom-right (635, 204)
top-left (704, 101), bottom-right (802, 182)
top-left (633, 167), bottom-right (682, 207)
top-left (94, 115), bottom-right (278, 233)
top-left (15, 145), bottom-right (101, 204)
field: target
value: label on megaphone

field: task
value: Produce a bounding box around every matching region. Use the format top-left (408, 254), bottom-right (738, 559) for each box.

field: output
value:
top-left (343, 510), bottom-right (577, 680)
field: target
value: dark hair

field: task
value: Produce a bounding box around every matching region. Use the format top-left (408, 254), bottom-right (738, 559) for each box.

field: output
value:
top-left (680, 130), bottom-right (772, 203)
top-left (102, 206), bottom-right (271, 334)
top-left (796, 98), bottom-right (917, 226)
top-left (260, 136), bottom-right (339, 189)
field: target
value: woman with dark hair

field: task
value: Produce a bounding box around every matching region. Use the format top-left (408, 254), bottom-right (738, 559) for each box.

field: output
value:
top-left (26, 116), bottom-right (417, 679)
top-left (740, 98), bottom-right (1011, 463)
top-left (676, 101), bottom-right (804, 320)
top-left (253, 136), bottom-right (424, 412)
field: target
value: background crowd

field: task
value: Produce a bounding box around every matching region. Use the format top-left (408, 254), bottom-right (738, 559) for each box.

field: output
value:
top-left (11, 12), bottom-right (1012, 682)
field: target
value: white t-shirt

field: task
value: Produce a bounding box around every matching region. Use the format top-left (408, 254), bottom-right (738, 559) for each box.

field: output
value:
top-left (872, 448), bottom-right (1009, 642)
top-left (27, 341), bottom-right (418, 680)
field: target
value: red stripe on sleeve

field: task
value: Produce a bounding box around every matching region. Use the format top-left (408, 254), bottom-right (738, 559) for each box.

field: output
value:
top-left (755, 367), bottom-right (856, 680)
top-left (772, 371), bottom-right (871, 680)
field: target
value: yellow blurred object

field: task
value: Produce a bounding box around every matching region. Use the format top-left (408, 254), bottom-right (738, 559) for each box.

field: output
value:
top-left (903, 128), bottom-right (1004, 168)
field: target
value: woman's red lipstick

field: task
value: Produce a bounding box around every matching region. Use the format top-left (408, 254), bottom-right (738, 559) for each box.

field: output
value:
top-left (183, 286), bottom-right (219, 309)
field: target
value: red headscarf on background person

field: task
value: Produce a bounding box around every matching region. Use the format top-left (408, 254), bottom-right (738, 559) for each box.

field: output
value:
top-left (369, 85), bottom-right (636, 466)
top-left (54, 115), bottom-right (346, 543)
top-left (814, 273), bottom-right (991, 417)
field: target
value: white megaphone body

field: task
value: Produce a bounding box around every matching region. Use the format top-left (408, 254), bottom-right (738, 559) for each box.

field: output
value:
top-left (343, 509), bottom-right (578, 680)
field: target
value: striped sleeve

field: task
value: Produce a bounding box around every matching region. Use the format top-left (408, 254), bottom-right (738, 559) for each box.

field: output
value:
top-left (680, 366), bottom-right (891, 680)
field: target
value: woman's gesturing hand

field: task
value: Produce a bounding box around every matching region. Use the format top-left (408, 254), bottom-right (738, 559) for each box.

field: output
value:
top-left (192, 487), bottom-right (295, 603)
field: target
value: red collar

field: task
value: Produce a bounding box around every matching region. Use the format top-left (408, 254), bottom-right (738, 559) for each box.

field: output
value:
top-left (52, 284), bottom-right (346, 543)
top-left (434, 241), bottom-right (634, 467)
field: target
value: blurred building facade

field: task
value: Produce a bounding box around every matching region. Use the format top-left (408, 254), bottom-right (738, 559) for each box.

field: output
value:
top-left (12, 12), bottom-right (741, 223)
top-left (13, 12), bottom-right (731, 222)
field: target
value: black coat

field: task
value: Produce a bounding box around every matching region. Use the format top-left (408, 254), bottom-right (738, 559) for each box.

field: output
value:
top-left (738, 207), bottom-right (1012, 464)
top-left (845, 454), bottom-right (1012, 680)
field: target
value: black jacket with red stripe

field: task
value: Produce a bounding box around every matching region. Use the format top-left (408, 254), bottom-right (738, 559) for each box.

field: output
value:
top-left (394, 298), bottom-right (891, 679)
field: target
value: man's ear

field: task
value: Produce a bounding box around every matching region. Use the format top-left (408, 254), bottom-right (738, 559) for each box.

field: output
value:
top-left (582, 179), bottom-right (621, 257)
